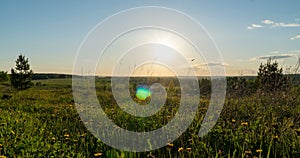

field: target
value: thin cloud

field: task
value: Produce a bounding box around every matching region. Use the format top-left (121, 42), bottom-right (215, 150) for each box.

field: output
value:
top-left (289, 50), bottom-right (300, 53)
top-left (250, 54), bottom-right (296, 61)
top-left (291, 35), bottom-right (300, 40)
top-left (248, 19), bottom-right (300, 30)
top-left (247, 24), bottom-right (263, 30)
top-left (193, 62), bottom-right (229, 67)
top-left (261, 19), bottom-right (275, 25)
top-left (273, 22), bottom-right (300, 27)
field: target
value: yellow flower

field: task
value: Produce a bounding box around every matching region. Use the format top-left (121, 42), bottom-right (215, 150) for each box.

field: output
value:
top-left (245, 150), bottom-right (252, 154)
top-left (178, 147), bottom-right (184, 152)
top-left (0, 144), bottom-right (2, 147)
top-left (94, 153), bottom-right (102, 157)
top-left (51, 137), bottom-right (56, 141)
top-left (0, 156), bottom-right (7, 158)
top-left (232, 119), bottom-right (236, 123)
top-left (241, 122), bottom-right (248, 126)
top-left (256, 149), bottom-right (263, 153)
top-left (274, 135), bottom-right (279, 140)
top-left (186, 147), bottom-right (192, 151)
top-left (167, 143), bottom-right (174, 147)
top-left (64, 134), bottom-right (70, 137)
top-left (11, 130), bottom-right (15, 135)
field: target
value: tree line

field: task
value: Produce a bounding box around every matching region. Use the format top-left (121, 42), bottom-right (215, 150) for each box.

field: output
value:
top-left (0, 55), bottom-right (296, 93)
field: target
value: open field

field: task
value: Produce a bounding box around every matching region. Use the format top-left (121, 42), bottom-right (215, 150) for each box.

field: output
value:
top-left (0, 77), bottom-right (300, 157)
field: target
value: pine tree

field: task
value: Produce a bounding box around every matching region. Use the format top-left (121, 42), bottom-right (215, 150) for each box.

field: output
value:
top-left (256, 58), bottom-right (289, 92)
top-left (11, 54), bottom-right (33, 90)
top-left (0, 71), bottom-right (9, 82)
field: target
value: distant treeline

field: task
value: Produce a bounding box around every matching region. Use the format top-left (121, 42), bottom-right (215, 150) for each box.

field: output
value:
top-left (32, 73), bottom-right (73, 80)
top-left (32, 73), bottom-right (300, 81)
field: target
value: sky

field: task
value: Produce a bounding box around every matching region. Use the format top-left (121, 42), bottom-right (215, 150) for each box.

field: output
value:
top-left (1, 0), bottom-right (300, 76)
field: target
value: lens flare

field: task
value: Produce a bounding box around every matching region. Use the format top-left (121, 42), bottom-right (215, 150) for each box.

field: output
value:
top-left (136, 86), bottom-right (151, 100)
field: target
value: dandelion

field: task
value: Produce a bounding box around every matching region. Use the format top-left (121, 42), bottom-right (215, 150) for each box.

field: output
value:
top-left (241, 122), bottom-right (248, 126)
top-left (186, 147), bottom-right (192, 151)
top-left (256, 149), bottom-right (263, 153)
top-left (167, 143), bottom-right (174, 147)
top-left (218, 150), bottom-right (222, 154)
top-left (64, 134), bottom-right (70, 137)
top-left (178, 147), bottom-right (184, 152)
top-left (94, 153), bottom-right (102, 157)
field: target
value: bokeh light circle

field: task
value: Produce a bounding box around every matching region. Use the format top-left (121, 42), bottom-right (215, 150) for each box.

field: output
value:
top-left (72, 6), bottom-right (226, 152)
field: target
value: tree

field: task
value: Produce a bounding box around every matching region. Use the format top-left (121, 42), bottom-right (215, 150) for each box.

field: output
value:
top-left (256, 58), bottom-right (290, 92)
top-left (11, 54), bottom-right (34, 90)
top-left (0, 71), bottom-right (9, 82)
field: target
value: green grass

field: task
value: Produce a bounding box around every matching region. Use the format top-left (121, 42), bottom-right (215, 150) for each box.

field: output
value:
top-left (0, 78), bottom-right (299, 157)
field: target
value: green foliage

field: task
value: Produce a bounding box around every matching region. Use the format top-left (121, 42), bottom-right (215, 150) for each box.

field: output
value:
top-left (0, 78), bottom-right (299, 157)
top-left (10, 54), bottom-right (33, 90)
top-left (0, 71), bottom-right (9, 83)
top-left (256, 58), bottom-right (290, 92)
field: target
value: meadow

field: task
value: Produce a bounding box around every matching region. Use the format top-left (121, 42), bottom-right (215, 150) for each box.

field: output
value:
top-left (0, 77), bottom-right (299, 157)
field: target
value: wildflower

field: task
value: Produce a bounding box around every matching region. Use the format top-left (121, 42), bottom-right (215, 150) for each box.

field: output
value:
top-left (256, 149), bottom-right (263, 153)
top-left (241, 122), bottom-right (248, 126)
top-left (178, 147), bottom-right (184, 152)
top-left (51, 137), bottom-right (56, 141)
top-left (186, 147), bottom-right (192, 151)
top-left (218, 150), bottom-right (222, 154)
top-left (167, 143), bottom-right (174, 147)
top-left (273, 135), bottom-right (279, 140)
top-left (94, 153), bottom-right (102, 157)
top-left (0, 156), bottom-right (7, 158)
top-left (245, 150), bottom-right (252, 154)
top-left (0, 144), bottom-right (2, 148)
top-left (64, 134), bottom-right (70, 137)
top-left (232, 119), bottom-right (236, 123)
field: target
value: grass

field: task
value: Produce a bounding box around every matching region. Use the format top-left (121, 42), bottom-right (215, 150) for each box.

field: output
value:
top-left (0, 78), bottom-right (299, 157)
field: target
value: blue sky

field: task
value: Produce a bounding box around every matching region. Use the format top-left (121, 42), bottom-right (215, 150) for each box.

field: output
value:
top-left (1, 0), bottom-right (299, 75)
